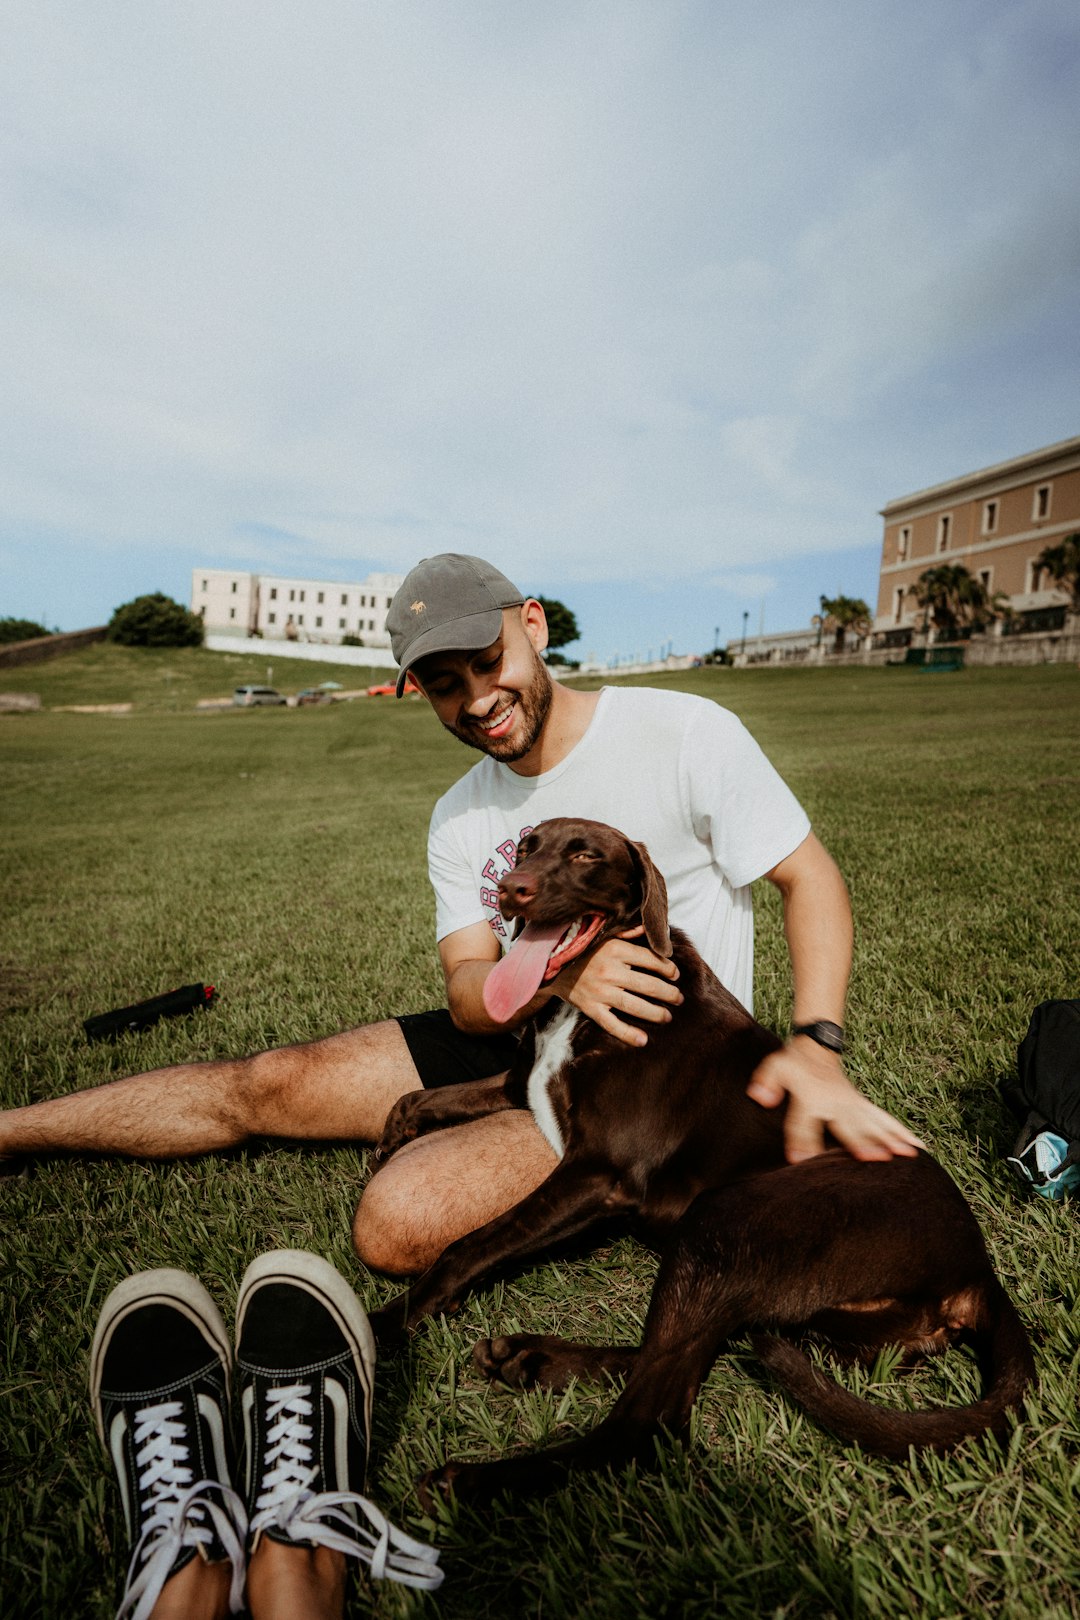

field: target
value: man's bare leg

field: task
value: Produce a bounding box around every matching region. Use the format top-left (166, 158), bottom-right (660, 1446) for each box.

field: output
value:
top-left (353, 1111), bottom-right (558, 1275)
top-left (0, 1021), bottom-right (417, 1159)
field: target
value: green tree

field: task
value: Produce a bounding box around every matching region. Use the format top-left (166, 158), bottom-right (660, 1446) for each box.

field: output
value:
top-left (1035, 532), bottom-right (1080, 613)
top-left (0, 617), bottom-right (52, 645)
top-left (535, 596), bottom-right (580, 654)
top-left (909, 565), bottom-right (998, 640)
top-left (108, 593), bottom-right (204, 648)
top-left (817, 594), bottom-right (872, 653)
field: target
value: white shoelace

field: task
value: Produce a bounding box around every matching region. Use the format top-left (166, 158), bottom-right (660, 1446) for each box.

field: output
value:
top-left (249, 1382), bottom-right (444, 1590)
top-left (117, 1400), bottom-right (248, 1620)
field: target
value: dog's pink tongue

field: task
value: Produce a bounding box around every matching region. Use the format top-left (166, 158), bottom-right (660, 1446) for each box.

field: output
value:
top-left (482, 921), bottom-right (566, 1023)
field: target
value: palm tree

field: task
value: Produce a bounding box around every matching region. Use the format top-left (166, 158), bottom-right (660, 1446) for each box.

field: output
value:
top-left (1035, 533), bottom-right (1080, 615)
top-left (910, 565), bottom-right (999, 641)
top-left (817, 594), bottom-right (872, 653)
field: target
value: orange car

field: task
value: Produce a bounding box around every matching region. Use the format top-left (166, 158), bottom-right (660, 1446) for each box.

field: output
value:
top-left (367, 674), bottom-right (419, 696)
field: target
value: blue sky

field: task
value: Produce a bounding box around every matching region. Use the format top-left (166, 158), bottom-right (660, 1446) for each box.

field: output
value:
top-left (3, 1), bottom-right (1078, 663)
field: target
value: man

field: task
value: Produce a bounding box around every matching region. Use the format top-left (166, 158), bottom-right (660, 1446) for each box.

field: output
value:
top-left (1, 551), bottom-right (919, 1274)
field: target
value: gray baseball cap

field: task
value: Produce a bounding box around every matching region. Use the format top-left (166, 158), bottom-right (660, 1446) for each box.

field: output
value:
top-left (387, 554), bottom-right (526, 695)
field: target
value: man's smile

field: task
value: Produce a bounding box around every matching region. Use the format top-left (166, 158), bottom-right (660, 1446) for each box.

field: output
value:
top-left (471, 699), bottom-right (518, 739)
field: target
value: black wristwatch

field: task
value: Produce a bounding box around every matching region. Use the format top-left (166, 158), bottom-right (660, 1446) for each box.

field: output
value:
top-left (792, 1019), bottom-right (846, 1054)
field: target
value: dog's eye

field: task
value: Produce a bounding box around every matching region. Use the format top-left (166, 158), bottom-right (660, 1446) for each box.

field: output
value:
top-left (570, 850), bottom-right (601, 863)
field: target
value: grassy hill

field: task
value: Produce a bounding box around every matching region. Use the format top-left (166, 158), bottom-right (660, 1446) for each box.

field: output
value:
top-left (0, 639), bottom-right (393, 711)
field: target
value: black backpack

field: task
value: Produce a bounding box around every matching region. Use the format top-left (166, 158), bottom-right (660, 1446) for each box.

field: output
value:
top-left (1000, 999), bottom-right (1080, 1199)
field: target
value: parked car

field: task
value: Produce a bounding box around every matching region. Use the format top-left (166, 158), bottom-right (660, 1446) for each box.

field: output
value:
top-left (367, 674), bottom-right (418, 696)
top-left (294, 687), bottom-right (334, 706)
top-left (232, 685), bottom-right (287, 707)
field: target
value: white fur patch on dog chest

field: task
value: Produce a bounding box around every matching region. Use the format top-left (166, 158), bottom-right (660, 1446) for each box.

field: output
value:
top-left (527, 1002), bottom-right (579, 1159)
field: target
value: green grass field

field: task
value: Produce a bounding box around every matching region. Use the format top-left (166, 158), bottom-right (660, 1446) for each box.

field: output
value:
top-left (2, 654), bottom-right (1078, 1618)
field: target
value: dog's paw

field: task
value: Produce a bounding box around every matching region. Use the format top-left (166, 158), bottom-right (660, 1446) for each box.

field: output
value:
top-left (368, 1293), bottom-right (409, 1350)
top-left (419, 1452), bottom-right (551, 1507)
top-left (473, 1334), bottom-right (562, 1390)
top-left (372, 1097), bottom-right (422, 1164)
top-left (417, 1460), bottom-right (468, 1512)
top-left (474, 1334), bottom-right (634, 1390)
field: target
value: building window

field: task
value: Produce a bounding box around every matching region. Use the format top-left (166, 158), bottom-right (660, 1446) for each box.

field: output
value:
top-left (289, 589), bottom-right (295, 602)
top-left (897, 526), bottom-right (910, 561)
top-left (369, 618), bottom-right (375, 631)
top-left (339, 618), bottom-right (346, 629)
top-left (982, 500), bottom-right (998, 535)
top-left (201, 578), bottom-right (207, 591)
top-left (317, 591), bottom-right (324, 604)
top-left (1028, 560), bottom-right (1043, 593)
top-left (315, 616), bottom-right (323, 628)
top-left (229, 607), bottom-right (236, 620)
top-left (270, 587), bottom-right (277, 600)
top-left (299, 590), bottom-right (305, 603)
top-left (1033, 484), bottom-right (1051, 521)
top-left (937, 513), bottom-right (951, 553)
top-left (231, 581), bottom-right (237, 593)
top-left (893, 586), bottom-right (905, 623)
top-left (297, 614), bottom-right (304, 626)
top-left (360, 594), bottom-right (367, 608)
top-left (340, 593), bottom-right (347, 606)
top-left (978, 568), bottom-right (992, 593)
top-left (268, 612), bottom-right (276, 625)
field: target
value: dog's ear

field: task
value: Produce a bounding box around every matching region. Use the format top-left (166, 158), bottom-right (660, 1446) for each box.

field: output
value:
top-left (630, 840), bottom-right (672, 959)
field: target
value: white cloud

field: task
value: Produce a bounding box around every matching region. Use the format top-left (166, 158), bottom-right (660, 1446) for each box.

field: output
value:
top-left (706, 571), bottom-right (779, 601)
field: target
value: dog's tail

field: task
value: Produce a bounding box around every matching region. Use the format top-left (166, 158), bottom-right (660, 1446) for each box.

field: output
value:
top-left (752, 1287), bottom-right (1035, 1458)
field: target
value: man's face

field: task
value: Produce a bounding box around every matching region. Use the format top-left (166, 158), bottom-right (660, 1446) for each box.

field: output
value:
top-left (412, 605), bottom-right (554, 765)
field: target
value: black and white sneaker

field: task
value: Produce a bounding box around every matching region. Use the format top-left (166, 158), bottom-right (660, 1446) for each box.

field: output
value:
top-left (236, 1249), bottom-right (443, 1590)
top-left (90, 1269), bottom-right (248, 1620)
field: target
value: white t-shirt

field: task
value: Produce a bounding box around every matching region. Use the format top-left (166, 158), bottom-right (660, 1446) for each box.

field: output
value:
top-left (427, 686), bottom-right (810, 1013)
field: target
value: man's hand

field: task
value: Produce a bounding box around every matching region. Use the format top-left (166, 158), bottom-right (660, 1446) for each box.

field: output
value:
top-left (747, 1035), bottom-right (924, 1163)
top-left (553, 926), bottom-right (682, 1047)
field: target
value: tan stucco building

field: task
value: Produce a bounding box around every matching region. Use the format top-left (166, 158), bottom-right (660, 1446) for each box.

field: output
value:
top-left (876, 434), bottom-right (1080, 638)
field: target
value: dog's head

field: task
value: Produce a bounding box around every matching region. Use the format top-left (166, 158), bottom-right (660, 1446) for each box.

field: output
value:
top-left (482, 818), bottom-right (671, 1023)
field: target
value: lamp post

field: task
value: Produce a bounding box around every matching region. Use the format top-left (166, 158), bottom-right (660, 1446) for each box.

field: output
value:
top-left (740, 610), bottom-right (749, 656)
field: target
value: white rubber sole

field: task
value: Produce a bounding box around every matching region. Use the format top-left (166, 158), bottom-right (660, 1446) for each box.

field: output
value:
top-left (89, 1268), bottom-right (232, 1447)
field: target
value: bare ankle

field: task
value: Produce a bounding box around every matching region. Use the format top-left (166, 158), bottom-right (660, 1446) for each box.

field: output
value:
top-left (150, 1552), bottom-right (235, 1620)
top-left (246, 1538), bottom-right (346, 1620)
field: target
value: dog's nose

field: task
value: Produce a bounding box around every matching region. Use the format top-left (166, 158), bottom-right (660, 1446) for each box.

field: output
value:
top-left (500, 872), bottom-right (538, 906)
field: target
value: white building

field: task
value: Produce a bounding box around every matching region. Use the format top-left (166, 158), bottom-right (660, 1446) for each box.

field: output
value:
top-left (191, 568), bottom-right (404, 647)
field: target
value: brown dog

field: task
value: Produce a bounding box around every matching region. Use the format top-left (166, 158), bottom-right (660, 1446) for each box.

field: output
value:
top-left (369, 818), bottom-right (1033, 1502)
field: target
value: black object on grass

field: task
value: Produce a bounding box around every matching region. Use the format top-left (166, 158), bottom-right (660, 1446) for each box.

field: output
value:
top-left (83, 983), bottom-right (217, 1042)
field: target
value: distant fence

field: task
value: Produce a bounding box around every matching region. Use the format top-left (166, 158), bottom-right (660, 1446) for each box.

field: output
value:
top-left (962, 629), bottom-right (1080, 666)
top-left (734, 625), bottom-right (1080, 670)
top-left (0, 627), bottom-right (108, 669)
top-left (204, 634), bottom-right (398, 669)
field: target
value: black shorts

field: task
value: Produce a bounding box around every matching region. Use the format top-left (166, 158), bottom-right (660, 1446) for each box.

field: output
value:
top-left (395, 1009), bottom-right (522, 1090)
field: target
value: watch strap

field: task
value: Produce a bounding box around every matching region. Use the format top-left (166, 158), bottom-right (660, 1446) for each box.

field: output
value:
top-left (792, 1019), bottom-right (846, 1054)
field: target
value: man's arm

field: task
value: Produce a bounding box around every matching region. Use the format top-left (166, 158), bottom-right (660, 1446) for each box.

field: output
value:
top-left (440, 924), bottom-right (682, 1044)
top-left (747, 831), bottom-right (924, 1162)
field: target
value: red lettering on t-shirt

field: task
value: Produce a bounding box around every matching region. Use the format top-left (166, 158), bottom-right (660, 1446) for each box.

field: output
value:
top-left (478, 825), bottom-right (540, 940)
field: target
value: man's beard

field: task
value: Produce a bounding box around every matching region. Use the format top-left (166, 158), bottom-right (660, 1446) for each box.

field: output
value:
top-left (444, 648), bottom-right (554, 763)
